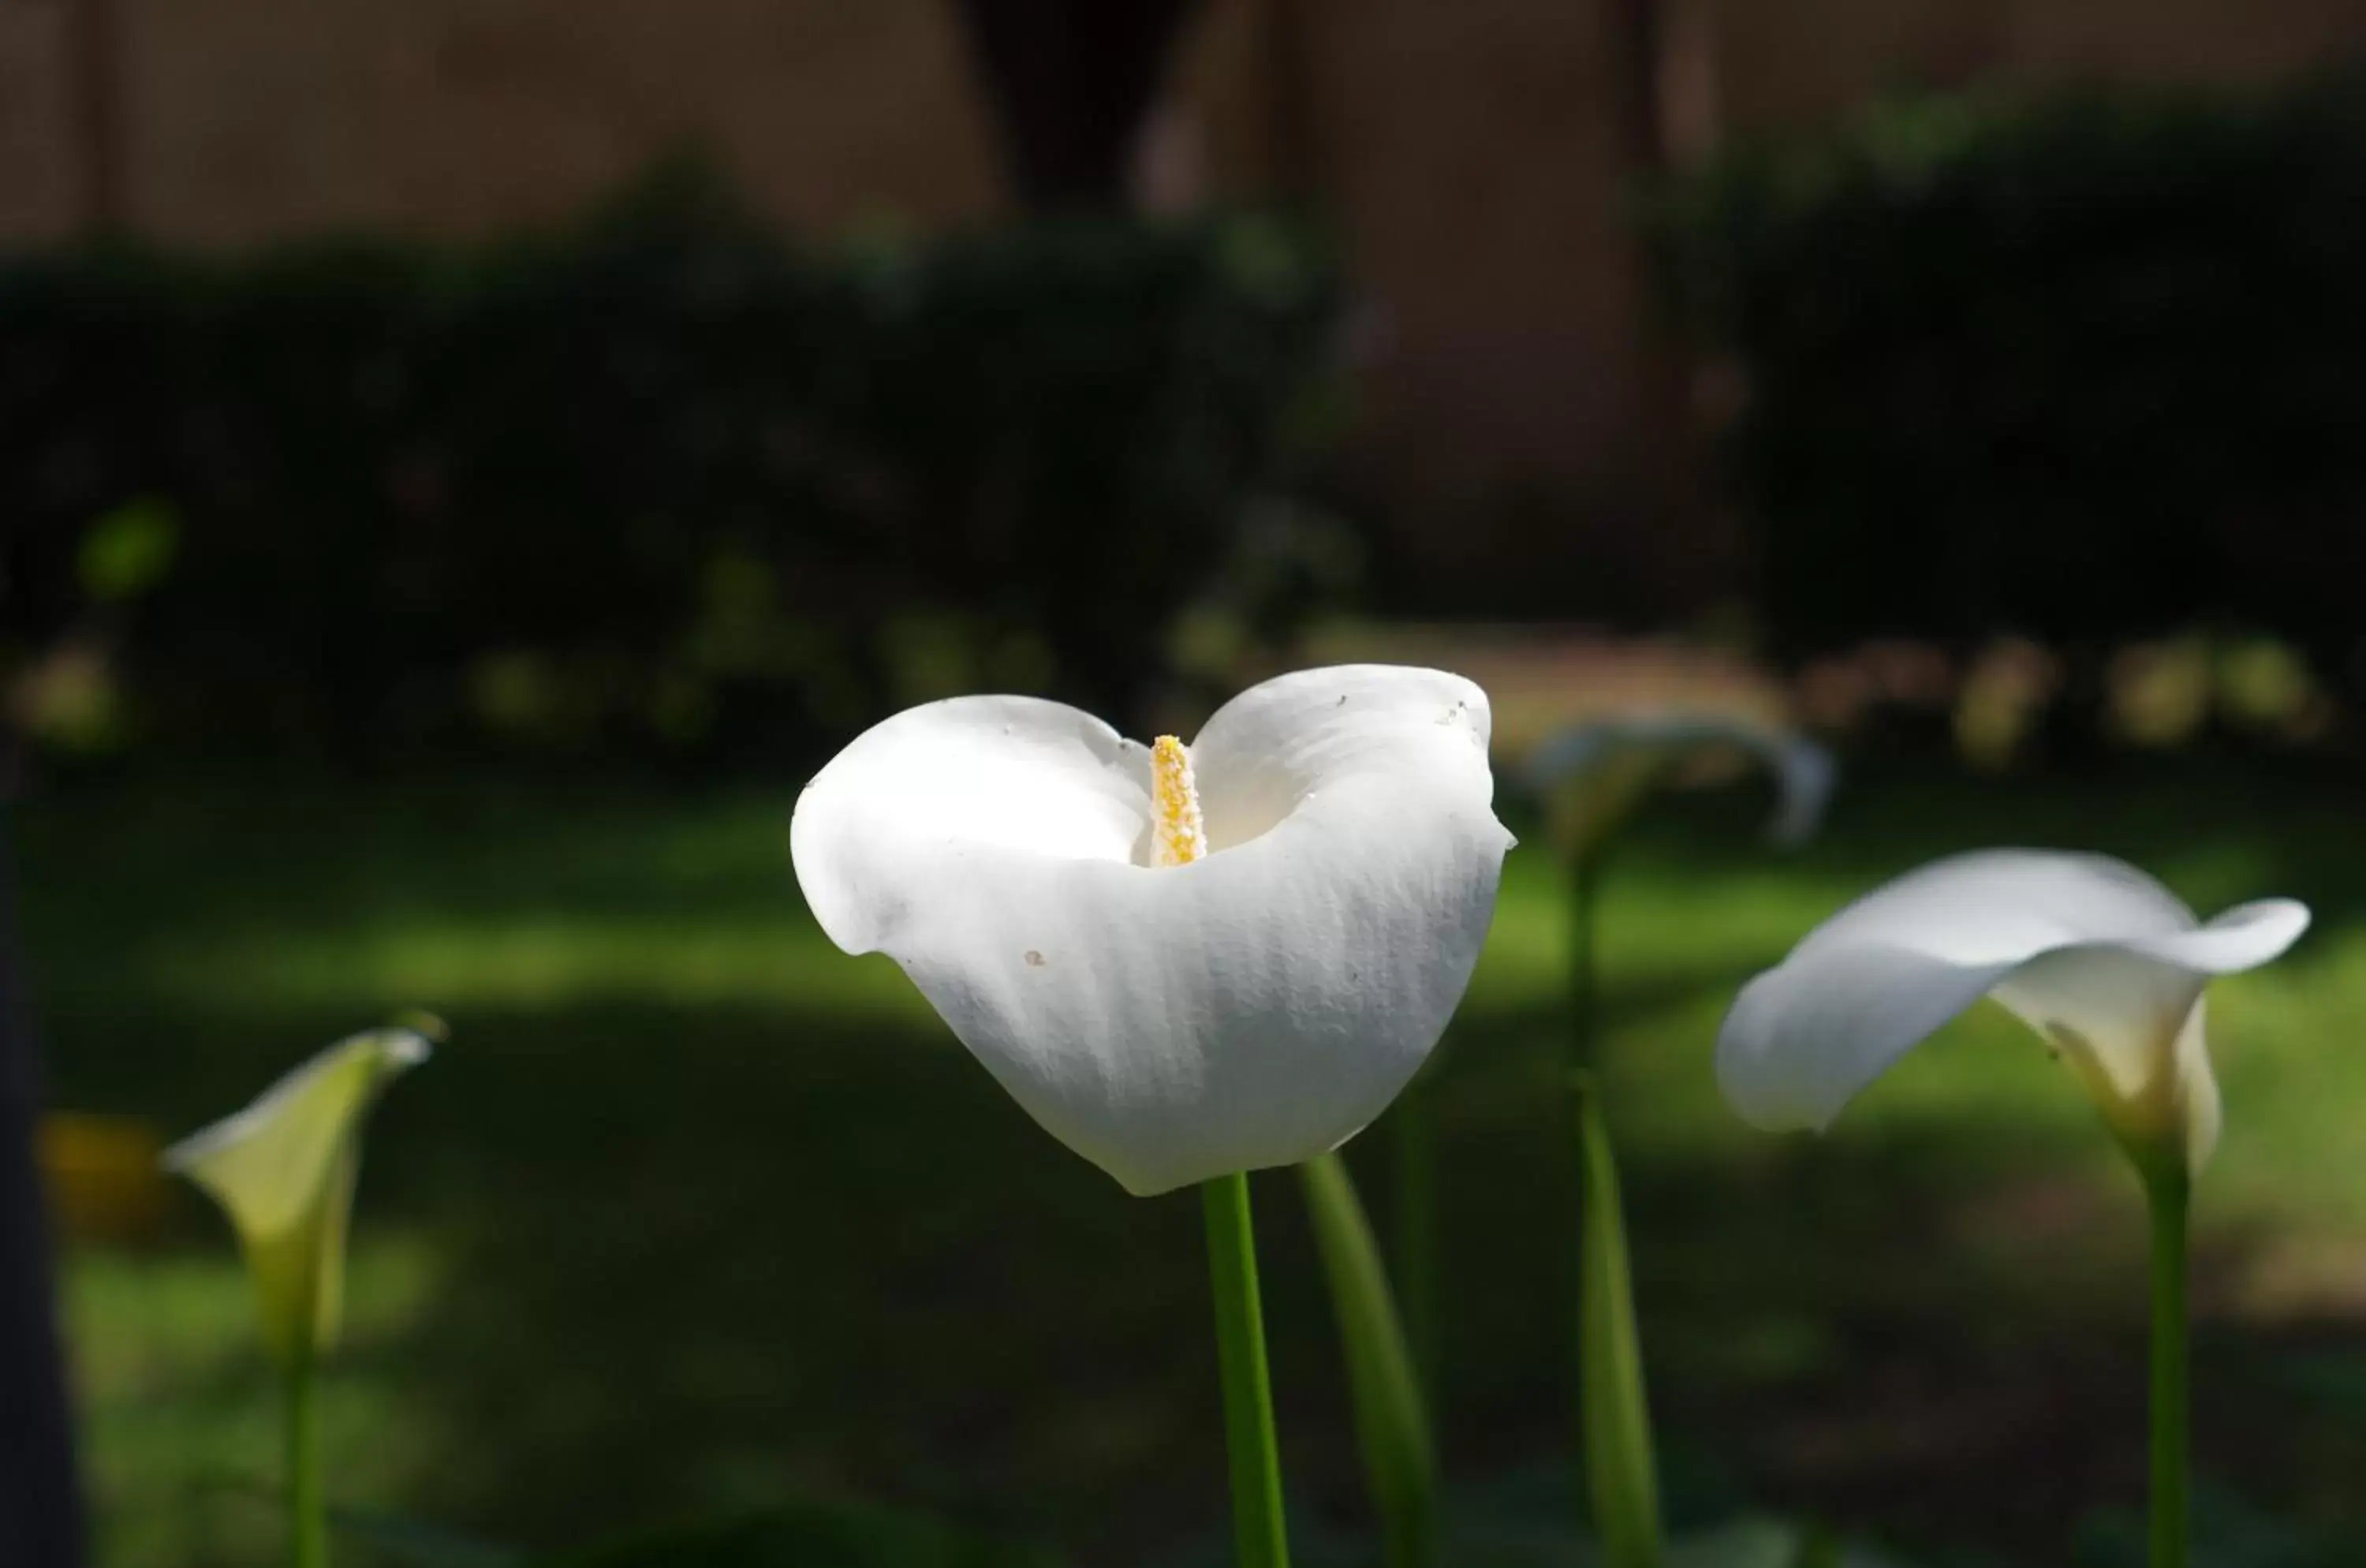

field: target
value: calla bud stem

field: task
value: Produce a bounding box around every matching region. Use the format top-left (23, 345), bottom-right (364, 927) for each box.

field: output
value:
top-left (285, 1343), bottom-right (327, 1568)
top-left (1566, 844), bottom-right (1665, 1568)
top-left (2143, 1160), bottom-right (2191, 1568)
top-left (1203, 1171), bottom-right (1290, 1568)
top-left (1302, 1152), bottom-right (1439, 1568)
top-left (1576, 1082), bottom-right (1663, 1568)
top-left (1569, 846), bottom-right (1603, 1077)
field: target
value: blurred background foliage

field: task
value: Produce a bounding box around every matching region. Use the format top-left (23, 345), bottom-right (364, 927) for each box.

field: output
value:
top-left (16, 75), bottom-right (2366, 775)
top-left (0, 165), bottom-right (1343, 767)
top-left (1659, 70), bottom-right (2366, 730)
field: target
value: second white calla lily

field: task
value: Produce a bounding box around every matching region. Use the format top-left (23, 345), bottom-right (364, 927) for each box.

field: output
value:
top-left (1715, 850), bottom-right (2308, 1170)
top-left (163, 1026), bottom-right (433, 1367)
top-left (791, 664), bottom-right (1514, 1196)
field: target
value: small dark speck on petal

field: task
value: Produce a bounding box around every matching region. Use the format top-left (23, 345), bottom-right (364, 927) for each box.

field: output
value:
top-left (2043, 1019), bottom-right (2088, 1061)
top-left (1024, 950), bottom-right (1047, 967)
top-left (1336, 694), bottom-right (1348, 706)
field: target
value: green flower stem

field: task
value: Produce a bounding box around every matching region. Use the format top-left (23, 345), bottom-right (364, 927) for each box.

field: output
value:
top-left (1569, 849), bottom-right (1602, 1072)
top-left (1574, 1081), bottom-right (1663, 1568)
top-left (1203, 1172), bottom-right (1290, 1568)
top-left (2144, 1162), bottom-right (2191, 1568)
top-left (1390, 1079), bottom-right (1439, 1398)
top-left (1302, 1152), bottom-right (1439, 1568)
top-left (285, 1345), bottom-right (328, 1568)
top-left (1566, 846), bottom-right (1663, 1568)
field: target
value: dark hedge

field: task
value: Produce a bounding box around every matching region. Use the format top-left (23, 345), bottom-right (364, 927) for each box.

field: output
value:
top-left (0, 173), bottom-right (1342, 764)
top-left (1659, 75), bottom-right (2366, 697)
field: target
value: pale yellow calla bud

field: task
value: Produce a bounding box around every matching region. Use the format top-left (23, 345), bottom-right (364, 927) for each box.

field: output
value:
top-left (162, 1026), bottom-right (433, 1367)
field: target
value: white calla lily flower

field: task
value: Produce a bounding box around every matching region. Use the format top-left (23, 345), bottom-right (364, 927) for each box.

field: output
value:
top-left (163, 1026), bottom-right (432, 1366)
top-left (792, 664), bottom-right (1514, 1196)
top-left (1716, 850), bottom-right (2307, 1170)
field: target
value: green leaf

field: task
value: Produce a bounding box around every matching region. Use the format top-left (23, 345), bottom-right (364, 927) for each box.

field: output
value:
top-left (1576, 1081), bottom-right (1666, 1568)
top-left (329, 1505), bottom-right (526, 1568)
top-left (539, 1500), bottom-right (1066, 1568)
top-left (264, 1486), bottom-right (1059, 1568)
top-left (1301, 1151), bottom-right (1439, 1568)
top-left (192, 1480), bottom-right (528, 1568)
top-left (1668, 1519), bottom-right (1815, 1568)
top-left (77, 497), bottom-right (181, 603)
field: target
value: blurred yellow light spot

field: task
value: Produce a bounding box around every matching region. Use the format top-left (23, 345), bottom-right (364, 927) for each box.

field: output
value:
top-left (2110, 638), bottom-right (2211, 750)
top-left (38, 1113), bottom-right (172, 1245)
top-left (1954, 637), bottom-right (2061, 771)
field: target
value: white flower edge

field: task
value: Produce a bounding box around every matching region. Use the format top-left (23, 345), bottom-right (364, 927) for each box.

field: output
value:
top-left (1525, 711), bottom-right (1837, 849)
top-left (1714, 849), bottom-right (2307, 1169)
top-left (163, 1026), bottom-right (432, 1363)
top-left (791, 665), bottom-right (1515, 1196)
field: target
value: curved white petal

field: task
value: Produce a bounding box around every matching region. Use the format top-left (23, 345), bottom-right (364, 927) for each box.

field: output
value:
top-left (2114, 898), bottom-right (2313, 973)
top-left (1715, 850), bottom-right (2307, 1166)
top-left (1717, 943), bottom-right (2022, 1133)
top-left (791, 666), bottom-right (1513, 1195)
top-left (791, 696), bottom-right (1152, 956)
top-left (162, 1027), bottom-right (431, 1363)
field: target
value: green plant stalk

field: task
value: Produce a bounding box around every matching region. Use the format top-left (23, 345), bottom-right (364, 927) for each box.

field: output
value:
top-left (2144, 1161), bottom-right (2191, 1568)
top-left (1390, 1077), bottom-right (1439, 1400)
top-left (1302, 1152), bottom-right (1439, 1568)
top-left (1567, 849), bottom-right (1664, 1568)
top-left (1574, 1083), bottom-right (1664, 1568)
top-left (1203, 1172), bottom-right (1290, 1568)
top-left (1568, 849), bottom-right (1601, 1075)
top-left (285, 1344), bottom-right (328, 1568)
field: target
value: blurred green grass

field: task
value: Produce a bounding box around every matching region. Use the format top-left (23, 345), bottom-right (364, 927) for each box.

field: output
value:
top-left (17, 759), bottom-right (2366, 1566)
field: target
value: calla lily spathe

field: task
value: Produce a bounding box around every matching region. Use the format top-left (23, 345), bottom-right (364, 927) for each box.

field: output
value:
top-left (163, 1026), bottom-right (432, 1366)
top-left (1715, 851), bottom-right (2307, 1169)
top-left (791, 664), bottom-right (1514, 1196)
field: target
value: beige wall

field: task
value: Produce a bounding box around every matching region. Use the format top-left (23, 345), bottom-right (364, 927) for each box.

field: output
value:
top-left (1189, 0), bottom-right (1653, 497)
top-left (0, 3), bottom-right (78, 240)
top-left (0, 0), bottom-right (998, 246)
top-left (5, 0), bottom-right (2364, 592)
top-left (1182, 0), bottom-right (1668, 596)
